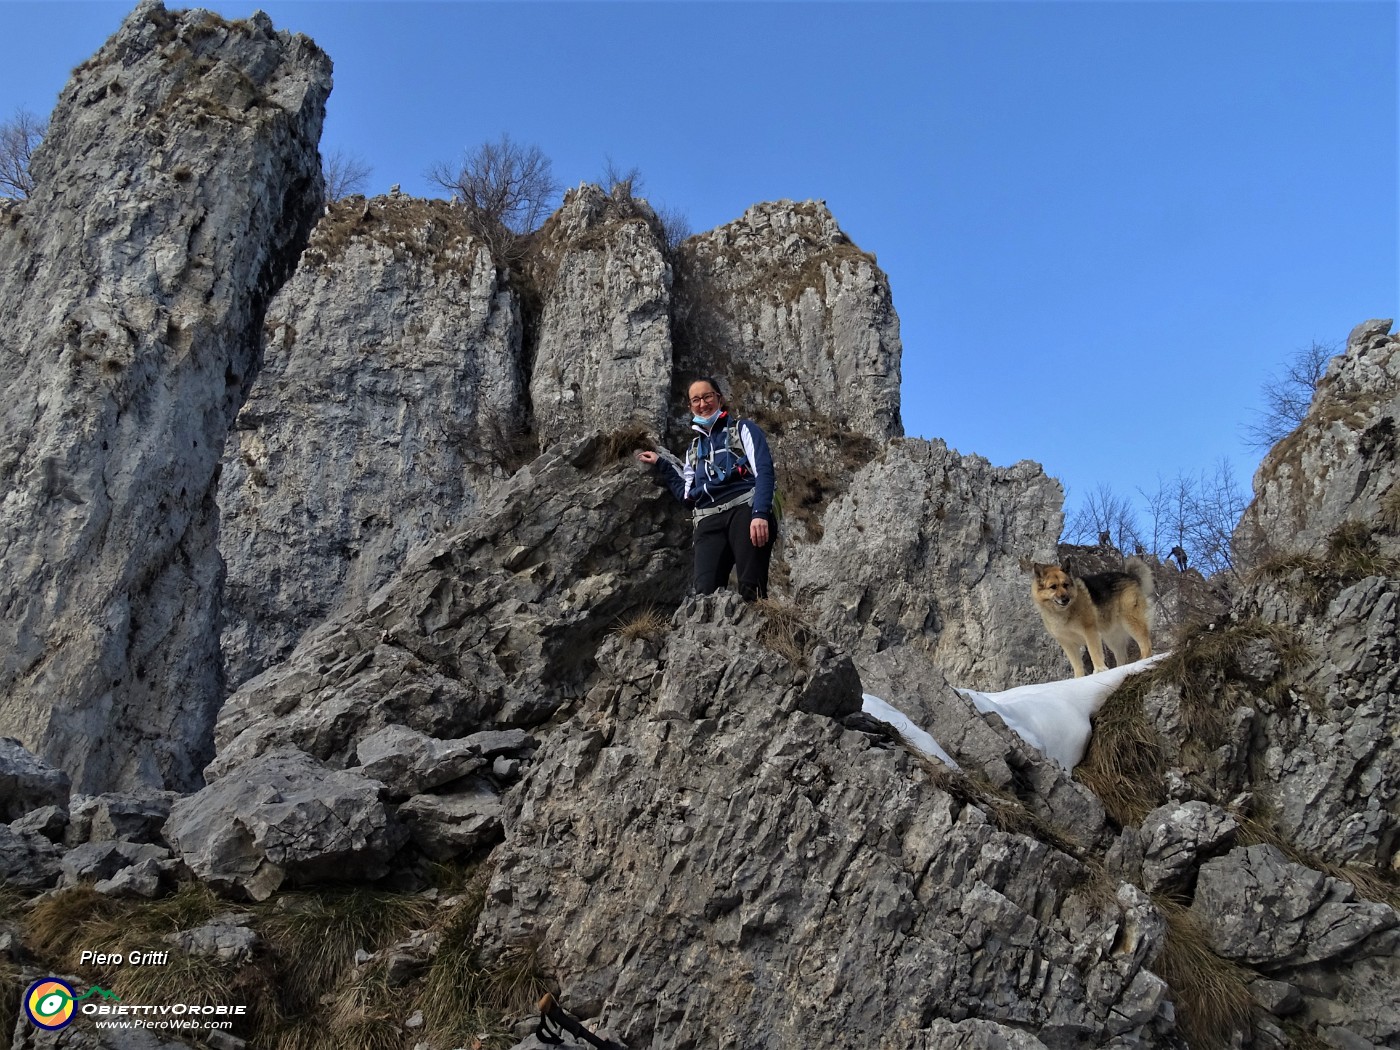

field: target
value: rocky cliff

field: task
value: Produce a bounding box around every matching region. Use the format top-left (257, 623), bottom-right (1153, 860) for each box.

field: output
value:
top-left (0, 0), bottom-right (330, 791)
top-left (1, 6), bottom-right (1397, 1050)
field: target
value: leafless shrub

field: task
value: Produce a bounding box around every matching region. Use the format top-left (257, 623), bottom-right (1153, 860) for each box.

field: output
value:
top-left (599, 155), bottom-right (642, 199)
top-left (656, 203), bottom-right (693, 254)
top-left (426, 134), bottom-right (560, 266)
top-left (1064, 483), bottom-right (1143, 553)
top-left (0, 108), bottom-right (46, 199)
top-left (1243, 340), bottom-right (1336, 451)
top-left (1066, 462), bottom-right (1249, 578)
top-left (322, 148), bottom-right (372, 201)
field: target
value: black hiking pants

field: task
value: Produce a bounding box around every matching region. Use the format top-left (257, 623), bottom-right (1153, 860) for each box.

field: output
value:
top-left (692, 504), bottom-right (776, 601)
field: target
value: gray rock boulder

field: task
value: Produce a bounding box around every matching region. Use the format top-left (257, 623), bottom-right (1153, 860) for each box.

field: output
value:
top-left (163, 747), bottom-right (404, 900)
top-left (60, 840), bottom-right (175, 886)
top-left (0, 822), bottom-right (65, 890)
top-left (220, 194), bottom-right (523, 688)
top-left (1138, 800), bottom-right (1239, 895)
top-left (166, 917), bottom-right (260, 963)
top-left (790, 439), bottom-right (1069, 689)
top-left (1193, 844), bottom-right (1397, 968)
top-left (66, 791), bottom-right (177, 846)
top-left (1192, 844), bottom-right (1400, 1046)
top-left (0, 737), bottom-right (70, 821)
top-left (0, 0), bottom-right (332, 791)
top-left (353, 724), bottom-right (483, 799)
top-left (530, 184), bottom-right (673, 450)
top-left (397, 782), bottom-right (504, 861)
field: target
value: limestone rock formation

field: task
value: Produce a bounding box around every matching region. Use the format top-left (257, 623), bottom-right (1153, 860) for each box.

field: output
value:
top-left (163, 746), bottom-right (404, 901)
top-left (208, 433), bottom-right (691, 779)
top-left (474, 595), bottom-right (1175, 1049)
top-left (790, 438), bottom-right (1069, 689)
top-left (1236, 318), bottom-right (1398, 564)
top-left (673, 199), bottom-right (902, 444)
top-left (219, 194), bottom-right (524, 688)
top-left (0, 0), bottom-right (331, 791)
top-left (530, 184), bottom-right (673, 450)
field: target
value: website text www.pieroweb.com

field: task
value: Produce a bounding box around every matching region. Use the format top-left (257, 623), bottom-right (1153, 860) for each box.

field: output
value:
top-left (22, 973), bottom-right (246, 1035)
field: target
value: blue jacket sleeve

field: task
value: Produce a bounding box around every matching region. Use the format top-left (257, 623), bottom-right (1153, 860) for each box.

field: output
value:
top-left (654, 459), bottom-right (689, 504)
top-left (739, 421), bottom-right (775, 516)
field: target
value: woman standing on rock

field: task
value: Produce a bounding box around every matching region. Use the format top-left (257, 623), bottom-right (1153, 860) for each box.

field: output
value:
top-left (636, 377), bottom-right (778, 600)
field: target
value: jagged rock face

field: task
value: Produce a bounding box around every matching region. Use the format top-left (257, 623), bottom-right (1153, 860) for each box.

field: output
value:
top-left (219, 194), bottom-right (523, 688)
top-left (475, 596), bottom-right (1177, 1049)
top-left (208, 433), bottom-right (691, 779)
top-left (530, 185), bottom-right (673, 450)
top-left (1236, 318), bottom-right (1399, 564)
top-left (789, 438), bottom-right (1069, 690)
top-left (673, 199), bottom-right (902, 444)
top-left (0, 1), bottom-right (331, 791)
top-left (854, 644), bottom-right (1110, 847)
top-left (1193, 844), bottom-right (1399, 1044)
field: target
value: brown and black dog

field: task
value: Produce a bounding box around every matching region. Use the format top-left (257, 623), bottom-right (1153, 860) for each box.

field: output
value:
top-left (1028, 558), bottom-right (1154, 677)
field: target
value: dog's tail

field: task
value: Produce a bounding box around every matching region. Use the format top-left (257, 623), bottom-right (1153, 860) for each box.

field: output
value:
top-left (1125, 556), bottom-right (1154, 596)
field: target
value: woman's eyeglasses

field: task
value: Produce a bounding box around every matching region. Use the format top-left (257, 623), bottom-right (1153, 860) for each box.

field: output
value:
top-left (689, 392), bottom-right (719, 407)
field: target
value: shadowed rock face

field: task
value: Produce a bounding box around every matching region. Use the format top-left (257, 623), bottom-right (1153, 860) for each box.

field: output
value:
top-left (219, 194), bottom-right (523, 689)
top-left (0, 1), bottom-right (331, 791)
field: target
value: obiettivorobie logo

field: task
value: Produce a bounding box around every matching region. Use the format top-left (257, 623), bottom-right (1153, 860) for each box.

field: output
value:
top-left (23, 978), bottom-right (120, 1031)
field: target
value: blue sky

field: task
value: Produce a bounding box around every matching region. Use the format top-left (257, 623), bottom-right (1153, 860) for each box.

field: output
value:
top-left (3, 1), bottom-right (1396, 533)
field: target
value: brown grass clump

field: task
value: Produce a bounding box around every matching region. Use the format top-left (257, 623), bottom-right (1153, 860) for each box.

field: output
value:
top-left (1074, 674), bottom-right (1169, 827)
top-left (612, 604), bottom-right (671, 642)
top-left (754, 597), bottom-right (818, 667)
top-left (12, 869), bottom-right (551, 1050)
top-left (418, 870), bottom-right (551, 1050)
top-left (1152, 898), bottom-right (1257, 1050)
top-left (1251, 519), bottom-right (1400, 610)
top-left (1077, 617), bottom-right (1311, 825)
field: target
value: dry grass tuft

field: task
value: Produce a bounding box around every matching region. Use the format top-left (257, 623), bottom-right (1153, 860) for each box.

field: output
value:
top-left (754, 597), bottom-right (817, 666)
top-left (1077, 617), bottom-right (1312, 824)
top-left (1074, 674), bottom-right (1169, 827)
top-left (612, 604), bottom-right (671, 642)
top-left (419, 872), bottom-right (551, 1049)
top-left (1152, 898), bottom-right (1257, 1050)
top-left (1251, 519), bottom-right (1400, 610)
top-left (599, 425), bottom-right (657, 465)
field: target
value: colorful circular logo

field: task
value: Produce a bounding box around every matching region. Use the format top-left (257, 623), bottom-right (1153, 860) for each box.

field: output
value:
top-left (24, 978), bottom-right (77, 1030)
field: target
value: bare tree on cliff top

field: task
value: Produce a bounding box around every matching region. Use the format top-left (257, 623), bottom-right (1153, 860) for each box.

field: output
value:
top-left (1243, 340), bottom-right (1336, 450)
top-left (0, 108), bottom-right (46, 200)
top-left (323, 148), bottom-right (372, 201)
top-left (427, 134), bottom-right (561, 264)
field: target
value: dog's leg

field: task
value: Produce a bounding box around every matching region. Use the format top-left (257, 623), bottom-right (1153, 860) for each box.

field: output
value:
top-left (1105, 628), bottom-right (1130, 668)
top-left (1129, 620), bottom-right (1153, 660)
top-left (1083, 625), bottom-right (1109, 673)
top-left (1061, 643), bottom-right (1087, 678)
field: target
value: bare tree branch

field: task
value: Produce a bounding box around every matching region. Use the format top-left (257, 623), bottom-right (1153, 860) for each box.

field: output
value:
top-left (426, 134), bottom-right (561, 264)
top-left (1243, 340), bottom-right (1336, 450)
top-left (0, 108), bottom-right (46, 200)
top-left (323, 149), bottom-right (372, 201)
